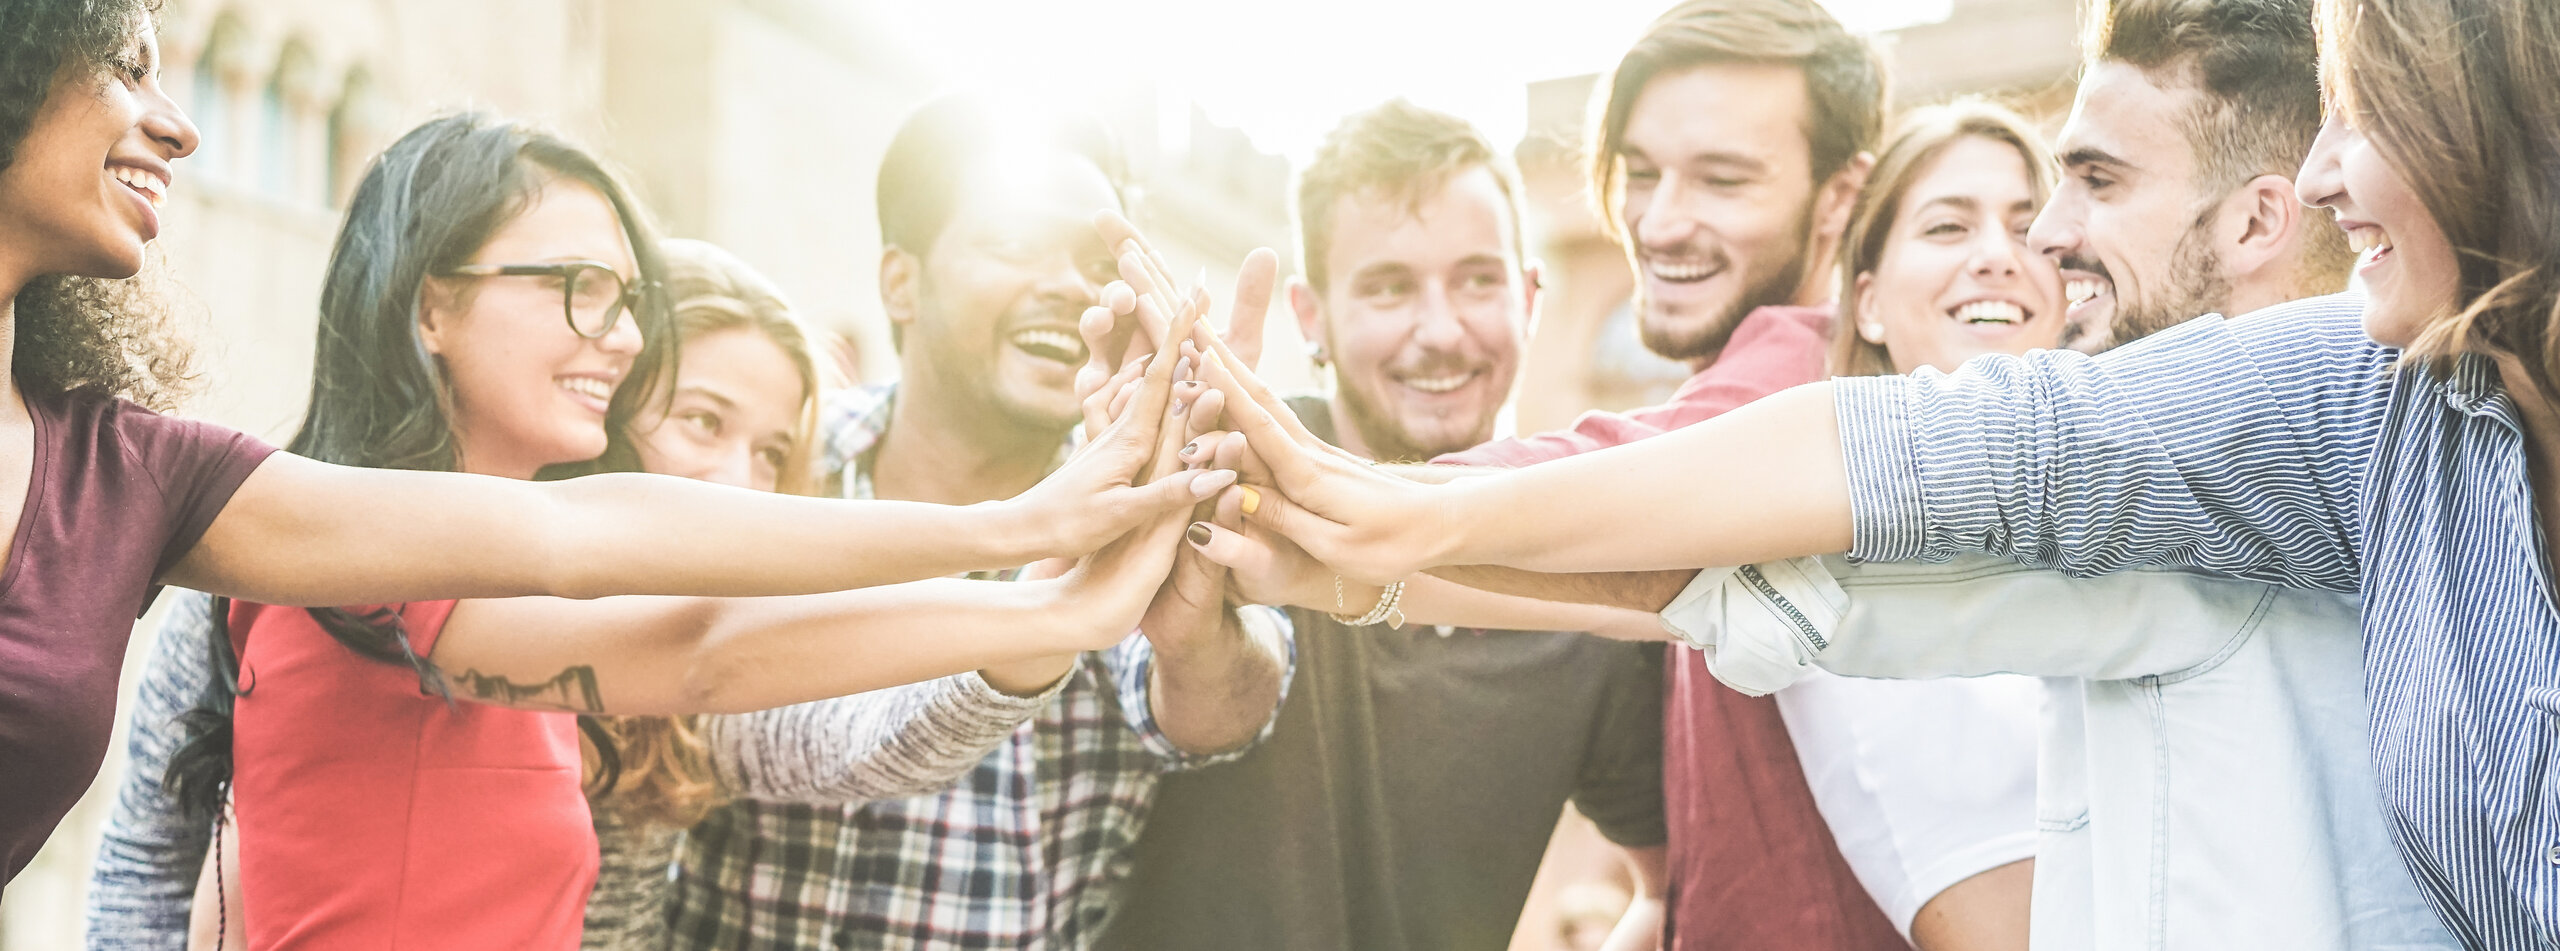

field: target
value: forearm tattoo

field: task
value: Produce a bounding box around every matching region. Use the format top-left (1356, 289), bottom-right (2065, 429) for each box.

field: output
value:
top-left (447, 665), bottom-right (605, 712)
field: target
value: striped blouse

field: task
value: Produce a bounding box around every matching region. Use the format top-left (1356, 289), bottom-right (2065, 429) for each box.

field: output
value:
top-left (1835, 292), bottom-right (2558, 948)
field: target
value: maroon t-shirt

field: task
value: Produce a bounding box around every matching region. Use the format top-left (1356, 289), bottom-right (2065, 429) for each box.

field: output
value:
top-left (0, 391), bottom-right (275, 888)
top-left (1441, 305), bottom-right (1908, 950)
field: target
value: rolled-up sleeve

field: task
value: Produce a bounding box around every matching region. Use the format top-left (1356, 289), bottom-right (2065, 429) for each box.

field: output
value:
top-left (1105, 605), bottom-right (1295, 770)
top-left (1834, 297), bottom-right (2392, 592)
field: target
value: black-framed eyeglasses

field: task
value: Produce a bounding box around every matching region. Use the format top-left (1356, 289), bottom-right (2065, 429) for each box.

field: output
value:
top-left (439, 260), bottom-right (650, 339)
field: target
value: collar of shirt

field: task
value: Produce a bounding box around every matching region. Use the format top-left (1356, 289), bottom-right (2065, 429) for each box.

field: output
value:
top-left (2438, 353), bottom-right (2523, 432)
top-left (816, 382), bottom-right (1076, 503)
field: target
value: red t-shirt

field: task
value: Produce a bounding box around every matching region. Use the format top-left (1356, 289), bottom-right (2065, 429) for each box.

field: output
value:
top-left (1440, 305), bottom-right (1908, 950)
top-left (0, 391), bottom-right (273, 889)
top-left (230, 599), bottom-right (595, 950)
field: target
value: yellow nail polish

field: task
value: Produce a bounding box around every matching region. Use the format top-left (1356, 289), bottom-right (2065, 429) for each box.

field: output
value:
top-left (1238, 486), bottom-right (1261, 516)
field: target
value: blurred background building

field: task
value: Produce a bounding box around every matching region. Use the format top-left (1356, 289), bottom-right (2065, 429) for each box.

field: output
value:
top-left (1, 0), bottom-right (2075, 945)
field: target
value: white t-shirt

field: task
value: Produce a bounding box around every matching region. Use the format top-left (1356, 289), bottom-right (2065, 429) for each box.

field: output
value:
top-left (1771, 669), bottom-right (2042, 937)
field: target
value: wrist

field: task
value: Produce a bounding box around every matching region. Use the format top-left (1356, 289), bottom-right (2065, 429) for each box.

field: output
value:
top-left (1328, 577), bottom-right (1406, 628)
top-left (1414, 478), bottom-right (1477, 570)
top-left (974, 498), bottom-right (1046, 567)
top-left (1144, 596), bottom-right (1241, 663)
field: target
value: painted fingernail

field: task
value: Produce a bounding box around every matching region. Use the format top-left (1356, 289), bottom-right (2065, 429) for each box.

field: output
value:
top-left (1238, 486), bottom-right (1262, 515)
top-left (1187, 522), bottom-right (1213, 546)
top-left (1182, 440), bottom-right (1200, 457)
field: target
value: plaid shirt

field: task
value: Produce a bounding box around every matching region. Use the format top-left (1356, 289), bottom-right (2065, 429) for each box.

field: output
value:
top-left (670, 384), bottom-right (1291, 950)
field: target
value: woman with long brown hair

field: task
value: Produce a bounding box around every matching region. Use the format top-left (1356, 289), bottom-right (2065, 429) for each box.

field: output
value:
top-left (1186, 0), bottom-right (2560, 940)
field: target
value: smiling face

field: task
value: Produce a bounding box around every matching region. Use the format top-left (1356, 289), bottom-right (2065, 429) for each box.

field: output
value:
top-left (630, 326), bottom-right (807, 492)
top-left (2032, 61), bottom-right (2232, 352)
top-left (1853, 136), bottom-right (2066, 375)
top-left (418, 175), bottom-right (646, 478)
top-left (0, 19), bottom-right (196, 285)
top-left (1303, 165), bottom-right (1534, 462)
top-left (2294, 111), bottom-right (2459, 348)
top-left (1616, 62), bottom-right (1824, 362)
top-left (894, 148), bottom-right (1118, 433)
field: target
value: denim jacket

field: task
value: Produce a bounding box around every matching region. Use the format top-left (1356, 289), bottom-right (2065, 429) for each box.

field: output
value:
top-left (1661, 555), bottom-right (2456, 950)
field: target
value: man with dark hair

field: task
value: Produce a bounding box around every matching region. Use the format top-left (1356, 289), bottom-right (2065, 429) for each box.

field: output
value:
top-left (667, 92), bottom-right (1293, 950)
top-left (1618, 0), bottom-right (2451, 945)
top-left (1097, 100), bottom-right (1670, 951)
top-left (2048, 0), bottom-right (2351, 349)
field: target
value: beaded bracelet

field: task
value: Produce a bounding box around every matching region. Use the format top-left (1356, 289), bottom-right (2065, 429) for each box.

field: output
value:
top-left (1330, 575), bottom-right (1408, 628)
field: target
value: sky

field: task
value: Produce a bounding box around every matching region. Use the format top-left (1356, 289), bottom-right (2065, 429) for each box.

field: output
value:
top-left (873, 0), bottom-right (1953, 161)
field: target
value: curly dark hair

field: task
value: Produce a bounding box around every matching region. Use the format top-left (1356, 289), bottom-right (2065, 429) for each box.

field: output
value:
top-left (0, 0), bottom-right (196, 410)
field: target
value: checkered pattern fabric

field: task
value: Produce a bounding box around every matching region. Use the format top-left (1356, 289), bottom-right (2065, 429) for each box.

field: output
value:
top-left (668, 384), bottom-right (1285, 950)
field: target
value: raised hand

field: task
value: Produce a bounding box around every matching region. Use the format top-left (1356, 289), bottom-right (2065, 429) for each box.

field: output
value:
top-left (1185, 331), bottom-right (1455, 587)
top-left (1056, 335), bottom-right (1239, 647)
top-left (1075, 210), bottom-right (1279, 413)
top-left (1006, 301), bottom-right (1232, 563)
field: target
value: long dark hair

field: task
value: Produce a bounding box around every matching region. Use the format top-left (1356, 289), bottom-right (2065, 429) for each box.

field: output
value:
top-left (0, 0), bottom-right (196, 409)
top-left (165, 112), bottom-right (673, 819)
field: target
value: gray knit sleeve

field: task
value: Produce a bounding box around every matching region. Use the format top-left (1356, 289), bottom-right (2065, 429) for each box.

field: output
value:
top-left (84, 591), bottom-right (221, 951)
top-left (702, 671), bottom-right (1064, 803)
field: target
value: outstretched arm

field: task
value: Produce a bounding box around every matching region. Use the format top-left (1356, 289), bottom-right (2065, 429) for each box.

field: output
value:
top-left (1193, 328), bottom-right (1852, 582)
top-left (163, 317), bottom-right (1223, 608)
top-left (426, 313), bottom-right (1226, 717)
top-left (1212, 299), bottom-right (2391, 589)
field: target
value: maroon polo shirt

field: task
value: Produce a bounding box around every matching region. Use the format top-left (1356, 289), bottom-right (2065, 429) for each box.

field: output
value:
top-left (1438, 304), bottom-right (1908, 950)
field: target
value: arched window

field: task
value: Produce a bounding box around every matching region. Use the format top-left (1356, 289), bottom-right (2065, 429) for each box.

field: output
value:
top-left (326, 68), bottom-right (383, 209)
top-left (264, 40), bottom-right (319, 202)
top-left (257, 74), bottom-right (288, 197)
top-left (188, 13), bottom-right (248, 183)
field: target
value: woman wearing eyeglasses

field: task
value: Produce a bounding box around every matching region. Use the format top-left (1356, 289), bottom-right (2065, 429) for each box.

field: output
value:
top-left (16, 84), bottom-right (1219, 951)
top-left (0, 2), bottom-right (1232, 913)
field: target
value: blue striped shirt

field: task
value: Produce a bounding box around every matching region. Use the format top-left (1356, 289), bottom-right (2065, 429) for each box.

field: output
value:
top-left (1835, 292), bottom-right (2559, 948)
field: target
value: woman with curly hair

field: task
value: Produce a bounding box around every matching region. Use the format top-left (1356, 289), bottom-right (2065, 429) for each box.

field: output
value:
top-left (0, 0), bottom-right (1229, 898)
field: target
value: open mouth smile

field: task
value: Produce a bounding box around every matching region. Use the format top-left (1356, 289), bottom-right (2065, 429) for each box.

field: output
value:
top-left (110, 164), bottom-right (168, 207)
top-left (1396, 369), bottom-right (1482, 394)
top-left (1009, 328), bottom-right (1089, 367)
top-left (1643, 257), bottom-right (1725, 284)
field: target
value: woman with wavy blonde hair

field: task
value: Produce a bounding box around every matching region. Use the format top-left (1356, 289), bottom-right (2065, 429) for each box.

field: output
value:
top-left (578, 237), bottom-right (835, 949)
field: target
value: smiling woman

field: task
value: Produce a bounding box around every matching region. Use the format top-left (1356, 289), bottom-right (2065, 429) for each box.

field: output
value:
top-left (0, 2), bottom-right (1237, 910)
top-left (1833, 98), bottom-right (2062, 377)
top-left (0, 0), bottom-right (197, 410)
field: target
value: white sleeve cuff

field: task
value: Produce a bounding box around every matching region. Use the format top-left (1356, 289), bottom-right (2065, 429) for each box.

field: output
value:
top-left (1656, 557), bottom-right (1850, 695)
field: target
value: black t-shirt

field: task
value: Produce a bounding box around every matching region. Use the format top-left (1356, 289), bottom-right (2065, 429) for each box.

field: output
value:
top-left (1097, 396), bottom-right (1666, 951)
